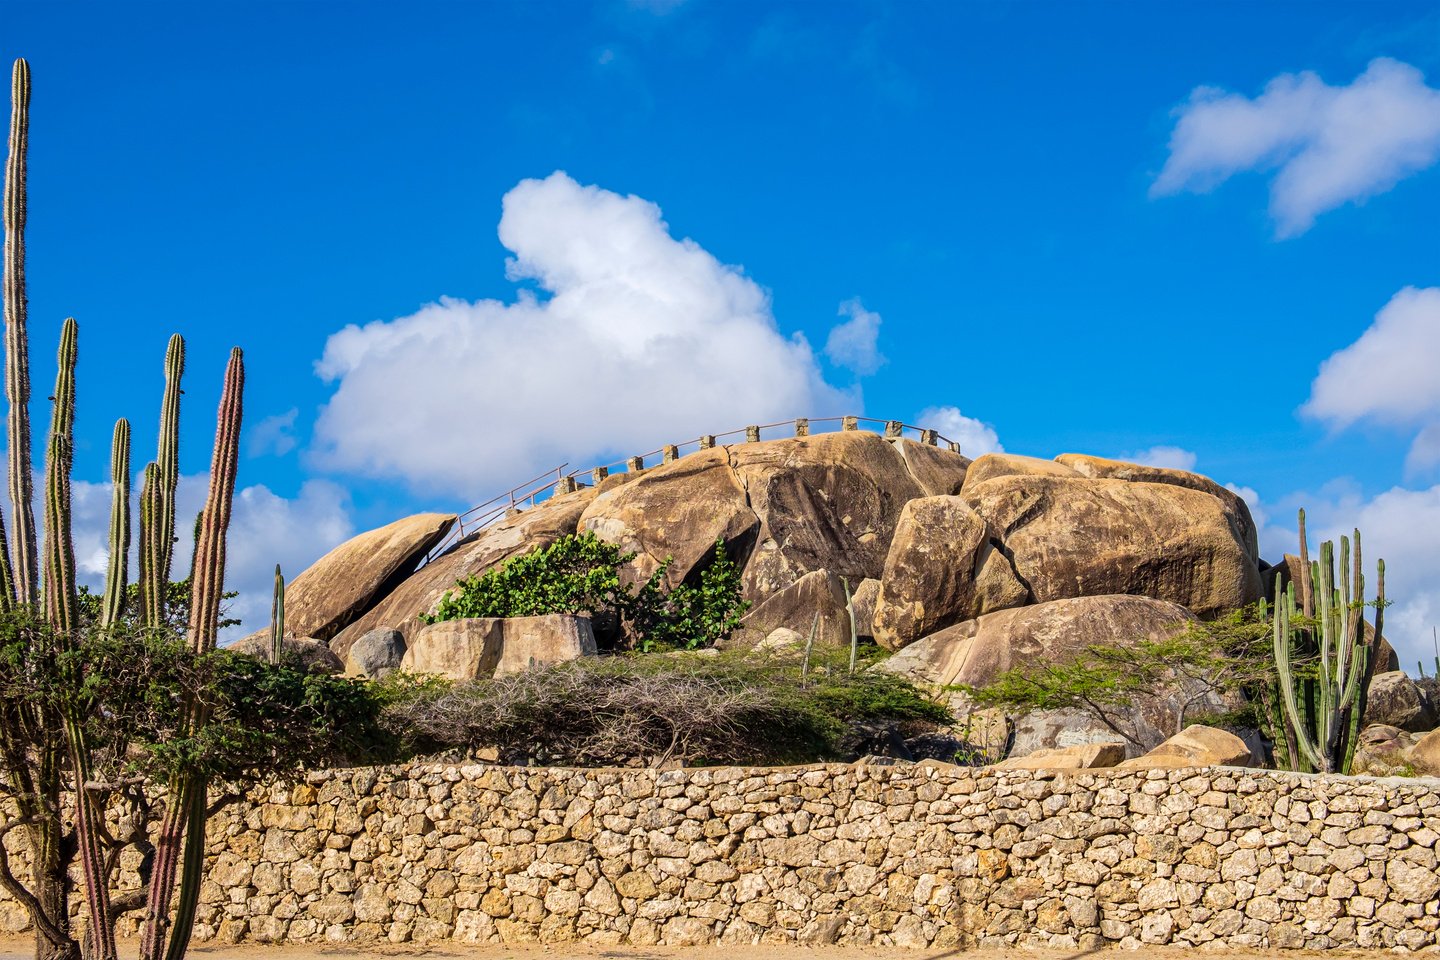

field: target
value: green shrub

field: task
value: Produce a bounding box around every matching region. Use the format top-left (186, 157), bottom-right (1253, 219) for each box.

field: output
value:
top-left (427, 533), bottom-right (748, 651)
top-left (381, 646), bottom-right (951, 766)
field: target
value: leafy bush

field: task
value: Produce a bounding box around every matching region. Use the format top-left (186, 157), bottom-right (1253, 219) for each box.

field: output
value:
top-left (427, 533), bottom-right (749, 651)
top-left (381, 647), bottom-right (952, 766)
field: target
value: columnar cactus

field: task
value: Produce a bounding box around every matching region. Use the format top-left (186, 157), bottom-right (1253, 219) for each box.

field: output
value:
top-left (101, 419), bottom-right (131, 629)
top-left (140, 335), bottom-right (184, 628)
top-left (42, 317), bottom-right (77, 632)
top-left (1272, 510), bottom-right (1385, 774)
top-left (270, 564), bottom-right (285, 664)
top-left (4, 59), bottom-right (35, 608)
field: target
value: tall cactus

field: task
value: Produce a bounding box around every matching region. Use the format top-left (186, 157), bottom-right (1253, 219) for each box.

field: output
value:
top-left (139, 335), bottom-right (183, 629)
top-left (42, 318), bottom-right (77, 633)
top-left (3, 58), bottom-right (35, 609)
top-left (270, 564), bottom-right (285, 664)
top-left (101, 419), bottom-right (131, 629)
top-left (1272, 509), bottom-right (1385, 774)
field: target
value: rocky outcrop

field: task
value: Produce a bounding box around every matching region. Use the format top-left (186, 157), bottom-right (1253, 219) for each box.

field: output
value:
top-left (961, 475), bottom-right (1262, 617)
top-left (1366, 671), bottom-right (1435, 732)
top-left (228, 635), bottom-right (344, 674)
top-left (849, 578), bottom-right (880, 641)
top-left (872, 495), bottom-right (1027, 650)
top-left (1116, 725), bottom-right (1254, 769)
top-left (1055, 453), bottom-right (1260, 563)
top-left (282, 513), bottom-right (456, 645)
top-left (959, 453), bottom-right (1079, 494)
top-left (890, 437), bottom-right (972, 496)
top-left (332, 491), bottom-right (596, 658)
top-left (1412, 728), bottom-right (1440, 777)
top-left (728, 432), bottom-right (946, 601)
top-left (344, 629), bottom-right (406, 679)
top-left (735, 570), bottom-right (851, 649)
top-left (877, 595), bottom-right (1220, 755)
top-left (580, 448), bottom-right (758, 589)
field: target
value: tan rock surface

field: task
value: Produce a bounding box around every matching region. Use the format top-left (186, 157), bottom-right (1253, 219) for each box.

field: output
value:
top-left (990, 742), bottom-right (1125, 770)
top-left (732, 570), bottom-right (851, 650)
top-left (888, 437), bottom-right (971, 496)
top-left (580, 447), bottom-right (758, 589)
top-left (282, 512), bottom-right (456, 645)
top-left (872, 495), bottom-right (1028, 650)
top-left (848, 577), bottom-right (880, 641)
top-left (1055, 453), bottom-right (1260, 563)
top-left (401, 618), bottom-right (505, 681)
top-left (494, 615), bottom-right (597, 676)
top-left (959, 453), bottom-right (1080, 494)
top-left (332, 490), bottom-right (595, 658)
top-left (1116, 725), bottom-right (1254, 769)
top-left (963, 475), bottom-right (1262, 617)
top-left (227, 635), bottom-right (344, 674)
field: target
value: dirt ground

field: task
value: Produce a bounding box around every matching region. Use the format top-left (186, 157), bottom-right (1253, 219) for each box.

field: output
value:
top-left (0, 939), bottom-right (1378, 960)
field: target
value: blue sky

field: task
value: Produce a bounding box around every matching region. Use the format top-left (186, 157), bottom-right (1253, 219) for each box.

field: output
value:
top-left (5, 1), bottom-right (1440, 659)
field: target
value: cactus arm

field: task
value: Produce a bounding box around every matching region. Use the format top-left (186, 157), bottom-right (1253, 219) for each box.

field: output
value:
top-left (41, 318), bottom-right (76, 633)
top-left (1297, 508), bottom-right (1313, 619)
top-left (269, 564), bottom-right (284, 664)
top-left (185, 347), bottom-right (242, 653)
top-left (4, 59), bottom-right (36, 608)
top-left (1274, 581), bottom-right (1326, 771)
top-left (100, 419), bottom-right (131, 629)
top-left (156, 334), bottom-right (183, 580)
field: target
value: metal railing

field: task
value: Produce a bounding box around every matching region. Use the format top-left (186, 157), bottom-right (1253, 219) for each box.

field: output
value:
top-left (419, 415), bottom-right (964, 566)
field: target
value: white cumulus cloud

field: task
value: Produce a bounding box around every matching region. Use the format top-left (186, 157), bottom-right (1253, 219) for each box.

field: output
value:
top-left (1303, 287), bottom-right (1440, 475)
top-left (1118, 445), bottom-right (1199, 471)
top-left (1153, 58), bottom-right (1440, 237)
top-left (915, 405), bottom-right (1003, 458)
top-left (247, 408), bottom-right (300, 458)
top-left (311, 172), bottom-right (853, 498)
top-left (825, 299), bottom-right (886, 375)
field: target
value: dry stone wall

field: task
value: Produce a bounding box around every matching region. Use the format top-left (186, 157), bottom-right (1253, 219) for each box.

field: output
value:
top-left (7, 762), bottom-right (1440, 950)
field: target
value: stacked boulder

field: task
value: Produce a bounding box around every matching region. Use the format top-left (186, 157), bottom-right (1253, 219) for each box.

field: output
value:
top-left (258, 430), bottom-right (1410, 761)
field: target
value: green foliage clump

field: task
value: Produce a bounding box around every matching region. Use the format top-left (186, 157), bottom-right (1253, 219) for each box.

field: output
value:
top-left (427, 533), bottom-right (749, 651)
top-left (381, 646), bottom-right (951, 767)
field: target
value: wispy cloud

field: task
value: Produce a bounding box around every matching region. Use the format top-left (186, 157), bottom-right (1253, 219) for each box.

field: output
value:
top-left (915, 405), bottom-right (1002, 458)
top-left (1153, 58), bottom-right (1440, 237)
top-left (247, 407), bottom-right (299, 458)
top-left (1118, 445), bottom-right (1199, 471)
top-left (825, 299), bottom-right (886, 376)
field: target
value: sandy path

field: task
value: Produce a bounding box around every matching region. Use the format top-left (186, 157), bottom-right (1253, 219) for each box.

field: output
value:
top-left (0, 939), bottom-right (1368, 960)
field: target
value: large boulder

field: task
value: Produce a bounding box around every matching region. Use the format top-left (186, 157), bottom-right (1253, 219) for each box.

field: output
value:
top-left (580, 447), bottom-right (759, 589)
top-left (494, 615), bottom-right (597, 676)
top-left (281, 513), bottom-right (456, 645)
top-left (1116, 725), bottom-right (1255, 769)
top-left (849, 578), bottom-right (881, 642)
top-left (401, 619), bottom-right (504, 681)
top-left (1366, 671), bottom-right (1436, 732)
top-left (228, 634), bottom-right (344, 675)
top-left (401, 615), bottom-right (597, 682)
top-left (990, 742), bottom-right (1125, 771)
top-left (876, 595), bottom-right (1219, 755)
top-left (889, 438), bottom-right (972, 496)
top-left (959, 453), bottom-right (1079, 495)
top-left (872, 495), bottom-right (1028, 650)
top-left (345, 628), bottom-right (407, 679)
top-left (962, 475), bottom-right (1262, 617)
top-left (732, 569), bottom-right (852, 650)
top-left (1408, 728), bottom-right (1440, 777)
top-left (1055, 453), bottom-right (1260, 564)
top-left (728, 431), bottom-right (931, 601)
top-left (332, 489), bottom-right (596, 658)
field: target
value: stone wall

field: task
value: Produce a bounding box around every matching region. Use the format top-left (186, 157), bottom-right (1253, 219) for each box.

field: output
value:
top-left (6, 762), bottom-right (1440, 950)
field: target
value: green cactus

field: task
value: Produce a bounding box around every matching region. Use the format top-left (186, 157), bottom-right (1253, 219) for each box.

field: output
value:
top-left (1272, 509), bottom-right (1385, 774)
top-left (41, 317), bottom-right (77, 633)
top-left (270, 564), bottom-right (285, 665)
top-left (138, 335), bottom-right (184, 629)
top-left (100, 419), bottom-right (131, 630)
top-left (3, 58), bottom-right (35, 611)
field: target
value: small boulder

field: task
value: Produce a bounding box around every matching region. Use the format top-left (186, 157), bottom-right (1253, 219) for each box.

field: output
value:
top-left (755, 627), bottom-right (806, 654)
top-left (1365, 671), bottom-right (1435, 732)
top-left (990, 742), bottom-right (1125, 771)
top-left (1411, 728), bottom-right (1440, 777)
top-left (735, 569), bottom-right (851, 650)
top-left (402, 619), bottom-right (505, 681)
top-left (494, 615), bottom-right (597, 676)
top-left (1116, 725), bottom-right (1253, 769)
top-left (345, 629), bottom-right (407, 679)
top-left (228, 634), bottom-right (344, 675)
top-left (848, 578), bottom-right (881, 641)
top-left (872, 495), bottom-right (1027, 650)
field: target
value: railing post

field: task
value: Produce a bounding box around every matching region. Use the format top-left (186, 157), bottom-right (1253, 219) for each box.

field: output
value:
top-left (746, 425), bottom-right (760, 442)
top-left (921, 429), bottom-right (937, 446)
top-left (555, 476), bottom-right (578, 495)
top-left (662, 444), bottom-right (679, 463)
top-left (885, 420), bottom-right (902, 438)
top-left (842, 415), bottom-right (858, 431)
top-left (627, 456), bottom-right (644, 472)
top-left (948, 441), bottom-right (961, 454)
top-left (794, 418), bottom-right (809, 437)
top-left (699, 435), bottom-right (715, 450)
top-left (592, 466), bottom-right (609, 484)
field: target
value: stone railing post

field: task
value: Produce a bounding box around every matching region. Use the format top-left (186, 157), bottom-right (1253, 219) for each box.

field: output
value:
top-left (626, 456), bottom-right (644, 472)
top-left (746, 425), bottom-right (760, 443)
top-left (885, 420), bottom-right (902, 438)
top-left (948, 441), bottom-right (962, 454)
top-left (794, 418), bottom-right (809, 437)
top-left (921, 429), bottom-right (937, 446)
top-left (662, 444), bottom-right (679, 464)
top-left (699, 435), bottom-right (716, 450)
top-left (554, 476), bottom-right (578, 495)
top-left (842, 415), bottom-right (858, 431)
top-left (591, 466), bottom-right (609, 484)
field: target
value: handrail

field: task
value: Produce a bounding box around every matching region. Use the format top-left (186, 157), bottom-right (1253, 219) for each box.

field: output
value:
top-left (418, 414), bottom-right (965, 567)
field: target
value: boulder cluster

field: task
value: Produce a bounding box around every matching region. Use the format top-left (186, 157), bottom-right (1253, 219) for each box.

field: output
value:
top-left (256, 428), bottom-right (1415, 762)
